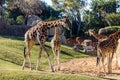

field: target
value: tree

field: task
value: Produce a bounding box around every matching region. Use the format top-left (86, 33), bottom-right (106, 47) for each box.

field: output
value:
top-left (7, 0), bottom-right (43, 15)
top-left (106, 13), bottom-right (120, 26)
top-left (0, 0), bottom-right (5, 6)
top-left (91, 0), bottom-right (117, 13)
top-left (6, 0), bottom-right (44, 24)
top-left (16, 15), bottom-right (24, 24)
top-left (82, 0), bottom-right (118, 33)
top-left (0, 0), bottom-right (5, 19)
top-left (52, 0), bottom-right (85, 37)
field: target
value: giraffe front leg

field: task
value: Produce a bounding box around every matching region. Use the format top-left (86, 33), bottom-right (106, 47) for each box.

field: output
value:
top-left (36, 47), bottom-right (42, 71)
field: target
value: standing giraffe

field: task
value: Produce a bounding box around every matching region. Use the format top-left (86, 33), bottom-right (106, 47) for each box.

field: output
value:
top-left (90, 29), bottom-right (120, 75)
top-left (50, 27), bottom-right (61, 71)
top-left (22, 18), bottom-right (71, 72)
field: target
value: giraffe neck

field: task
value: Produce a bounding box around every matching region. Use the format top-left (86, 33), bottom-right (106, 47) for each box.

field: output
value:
top-left (53, 27), bottom-right (59, 40)
top-left (109, 30), bottom-right (120, 41)
top-left (92, 33), bottom-right (101, 40)
top-left (42, 19), bottom-right (59, 29)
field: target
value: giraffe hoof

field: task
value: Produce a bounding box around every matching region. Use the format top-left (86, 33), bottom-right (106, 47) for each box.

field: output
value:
top-left (22, 67), bottom-right (24, 70)
top-left (97, 72), bottom-right (106, 77)
top-left (51, 68), bottom-right (55, 72)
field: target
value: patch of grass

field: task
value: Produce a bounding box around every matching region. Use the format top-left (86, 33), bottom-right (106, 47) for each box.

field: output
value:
top-left (0, 36), bottom-right (89, 70)
top-left (0, 59), bottom-right (21, 70)
top-left (0, 36), bottom-right (105, 80)
top-left (0, 70), bottom-right (104, 80)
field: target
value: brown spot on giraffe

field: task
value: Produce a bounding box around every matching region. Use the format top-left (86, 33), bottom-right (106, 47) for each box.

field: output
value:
top-left (22, 18), bottom-right (71, 72)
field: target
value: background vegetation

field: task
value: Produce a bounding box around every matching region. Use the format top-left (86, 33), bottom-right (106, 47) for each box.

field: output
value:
top-left (0, 0), bottom-right (120, 38)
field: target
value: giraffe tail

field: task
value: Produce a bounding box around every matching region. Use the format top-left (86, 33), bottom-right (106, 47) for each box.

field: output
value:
top-left (96, 57), bottom-right (100, 66)
top-left (24, 47), bottom-right (26, 58)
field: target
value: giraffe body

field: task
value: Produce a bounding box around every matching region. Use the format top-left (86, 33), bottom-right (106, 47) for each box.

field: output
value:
top-left (22, 18), bottom-right (71, 72)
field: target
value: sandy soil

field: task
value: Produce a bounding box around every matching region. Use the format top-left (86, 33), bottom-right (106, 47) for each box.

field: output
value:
top-left (58, 57), bottom-right (120, 79)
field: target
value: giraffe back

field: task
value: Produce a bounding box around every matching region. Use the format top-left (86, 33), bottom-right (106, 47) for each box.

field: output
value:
top-left (99, 29), bottom-right (120, 53)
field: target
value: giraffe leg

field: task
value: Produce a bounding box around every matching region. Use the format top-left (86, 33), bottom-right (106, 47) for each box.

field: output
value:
top-left (52, 47), bottom-right (57, 71)
top-left (43, 45), bottom-right (54, 72)
top-left (102, 56), bottom-right (106, 75)
top-left (108, 53), bottom-right (113, 73)
top-left (97, 57), bottom-right (101, 76)
top-left (36, 47), bottom-right (42, 71)
top-left (96, 49), bottom-right (101, 76)
top-left (22, 40), bottom-right (34, 70)
top-left (36, 35), bottom-right (54, 72)
top-left (22, 47), bottom-right (27, 70)
top-left (57, 49), bottom-right (60, 71)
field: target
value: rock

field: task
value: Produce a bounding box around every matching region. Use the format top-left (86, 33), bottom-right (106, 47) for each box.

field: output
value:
top-left (27, 15), bottom-right (41, 26)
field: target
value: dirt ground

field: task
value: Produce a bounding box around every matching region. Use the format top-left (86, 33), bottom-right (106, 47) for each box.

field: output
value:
top-left (59, 57), bottom-right (120, 79)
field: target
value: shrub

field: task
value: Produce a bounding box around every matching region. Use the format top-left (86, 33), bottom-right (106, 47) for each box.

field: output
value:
top-left (106, 13), bottom-right (120, 26)
top-left (16, 15), bottom-right (24, 25)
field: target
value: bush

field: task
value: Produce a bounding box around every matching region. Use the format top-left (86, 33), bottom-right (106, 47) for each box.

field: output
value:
top-left (16, 16), bottom-right (24, 25)
top-left (106, 13), bottom-right (120, 26)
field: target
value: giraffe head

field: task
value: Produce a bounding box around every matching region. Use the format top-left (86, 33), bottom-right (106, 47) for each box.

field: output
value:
top-left (88, 29), bottom-right (96, 36)
top-left (59, 17), bottom-right (71, 30)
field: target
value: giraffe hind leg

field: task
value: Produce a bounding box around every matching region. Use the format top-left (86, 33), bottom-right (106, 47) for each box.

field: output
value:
top-left (43, 45), bottom-right (54, 72)
top-left (22, 47), bottom-right (27, 70)
top-left (36, 47), bottom-right (42, 71)
top-left (22, 40), bottom-right (34, 70)
top-left (52, 47), bottom-right (57, 71)
top-left (37, 36), bottom-right (54, 72)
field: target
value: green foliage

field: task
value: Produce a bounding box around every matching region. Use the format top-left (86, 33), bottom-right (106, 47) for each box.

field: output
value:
top-left (91, 0), bottom-right (116, 13)
top-left (40, 5), bottom-right (60, 20)
top-left (82, 0), bottom-right (118, 33)
top-left (82, 10), bottom-right (106, 33)
top-left (52, 0), bottom-right (85, 36)
top-left (105, 26), bottom-right (120, 29)
top-left (16, 15), bottom-right (24, 25)
top-left (106, 13), bottom-right (120, 26)
top-left (7, 18), bottom-right (15, 25)
top-left (3, 8), bottom-right (24, 25)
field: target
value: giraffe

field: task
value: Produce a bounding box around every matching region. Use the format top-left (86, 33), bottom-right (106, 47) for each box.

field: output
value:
top-left (50, 26), bottom-right (61, 71)
top-left (22, 18), bottom-right (71, 72)
top-left (90, 29), bottom-right (120, 75)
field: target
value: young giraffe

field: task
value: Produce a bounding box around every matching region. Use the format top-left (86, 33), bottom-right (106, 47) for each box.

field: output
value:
top-left (90, 29), bottom-right (120, 75)
top-left (22, 18), bottom-right (71, 72)
top-left (50, 27), bottom-right (61, 71)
